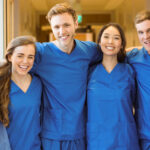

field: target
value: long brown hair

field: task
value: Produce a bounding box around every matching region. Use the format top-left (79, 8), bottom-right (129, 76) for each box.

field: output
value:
top-left (0, 35), bottom-right (36, 126)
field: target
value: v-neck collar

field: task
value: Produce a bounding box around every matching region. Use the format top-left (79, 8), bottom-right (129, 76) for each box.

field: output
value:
top-left (100, 63), bottom-right (119, 76)
top-left (50, 40), bottom-right (77, 56)
top-left (10, 75), bottom-right (34, 94)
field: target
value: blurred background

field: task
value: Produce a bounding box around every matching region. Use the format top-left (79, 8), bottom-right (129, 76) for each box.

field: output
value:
top-left (0, 0), bottom-right (150, 58)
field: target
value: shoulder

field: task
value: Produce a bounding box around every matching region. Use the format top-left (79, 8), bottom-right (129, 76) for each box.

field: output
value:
top-left (87, 63), bottom-right (101, 89)
top-left (126, 48), bottom-right (140, 57)
top-left (121, 63), bottom-right (135, 77)
top-left (88, 64), bottom-right (100, 79)
top-left (76, 40), bottom-right (97, 48)
top-left (34, 42), bottom-right (54, 65)
top-left (126, 47), bottom-right (144, 61)
top-left (36, 41), bottom-right (51, 47)
top-left (31, 74), bottom-right (42, 86)
top-left (75, 40), bottom-right (100, 58)
top-left (126, 47), bottom-right (147, 65)
top-left (35, 42), bottom-right (52, 51)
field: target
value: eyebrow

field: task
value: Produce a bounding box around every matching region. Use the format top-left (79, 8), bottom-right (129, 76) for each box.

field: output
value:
top-left (146, 28), bottom-right (150, 31)
top-left (53, 22), bottom-right (70, 27)
top-left (17, 53), bottom-right (24, 55)
top-left (17, 53), bottom-right (35, 56)
top-left (103, 33), bottom-right (121, 36)
top-left (138, 28), bottom-right (150, 32)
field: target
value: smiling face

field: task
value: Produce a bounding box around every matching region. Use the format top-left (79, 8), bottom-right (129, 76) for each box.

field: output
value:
top-left (136, 20), bottom-right (150, 53)
top-left (99, 26), bottom-right (122, 58)
top-left (50, 12), bottom-right (78, 51)
top-left (8, 44), bottom-right (35, 76)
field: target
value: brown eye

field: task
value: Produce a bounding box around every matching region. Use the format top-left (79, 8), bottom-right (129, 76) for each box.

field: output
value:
top-left (104, 35), bottom-right (109, 39)
top-left (17, 55), bottom-right (23, 58)
top-left (114, 37), bottom-right (120, 40)
top-left (28, 56), bottom-right (34, 59)
top-left (54, 26), bottom-right (59, 29)
top-left (64, 24), bottom-right (70, 27)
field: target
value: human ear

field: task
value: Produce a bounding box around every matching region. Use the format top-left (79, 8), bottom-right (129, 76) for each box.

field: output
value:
top-left (75, 20), bottom-right (78, 29)
top-left (7, 54), bottom-right (12, 62)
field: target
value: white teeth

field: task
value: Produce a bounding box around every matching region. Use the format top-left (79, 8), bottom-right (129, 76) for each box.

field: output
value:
top-left (19, 65), bottom-right (28, 69)
top-left (59, 35), bottom-right (68, 39)
top-left (61, 36), bottom-right (67, 39)
top-left (106, 46), bottom-right (114, 50)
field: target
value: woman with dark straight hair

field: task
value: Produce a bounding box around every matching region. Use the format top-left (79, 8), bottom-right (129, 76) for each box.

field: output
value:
top-left (87, 23), bottom-right (140, 150)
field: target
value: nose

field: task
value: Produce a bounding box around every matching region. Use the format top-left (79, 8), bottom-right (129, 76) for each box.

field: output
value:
top-left (22, 57), bottom-right (28, 63)
top-left (108, 37), bottom-right (113, 43)
top-left (143, 32), bottom-right (149, 39)
top-left (59, 27), bottom-right (65, 35)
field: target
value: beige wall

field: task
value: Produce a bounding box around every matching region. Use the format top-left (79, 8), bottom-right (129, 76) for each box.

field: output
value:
top-left (113, 0), bottom-right (146, 48)
top-left (12, 0), bottom-right (148, 47)
top-left (15, 0), bottom-right (38, 37)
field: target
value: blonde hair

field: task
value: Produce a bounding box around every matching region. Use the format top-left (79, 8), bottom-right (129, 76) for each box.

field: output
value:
top-left (0, 35), bottom-right (36, 126)
top-left (134, 10), bottom-right (150, 24)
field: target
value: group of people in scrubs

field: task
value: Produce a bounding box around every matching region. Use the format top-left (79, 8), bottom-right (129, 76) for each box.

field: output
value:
top-left (0, 2), bottom-right (150, 150)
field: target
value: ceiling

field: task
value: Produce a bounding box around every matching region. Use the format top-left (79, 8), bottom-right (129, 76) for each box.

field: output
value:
top-left (31, 0), bottom-right (125, 14)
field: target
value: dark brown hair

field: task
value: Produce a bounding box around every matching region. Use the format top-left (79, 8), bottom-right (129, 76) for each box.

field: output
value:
top-left (0, 35), bottom-right (36, 126)
top-left (97, 23), bottom-right (126, 62)
top-left (46, 2), bottom-right (77, 23)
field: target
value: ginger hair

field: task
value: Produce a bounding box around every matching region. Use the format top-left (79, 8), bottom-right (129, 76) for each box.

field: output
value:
top-left (46, 2), bottom-right (77, 23)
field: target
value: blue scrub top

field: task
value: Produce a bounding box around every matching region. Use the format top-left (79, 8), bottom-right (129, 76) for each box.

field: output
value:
top-left (127, 47), bottom-right (150, 150)
top-left (7, 75), bottom-right (42, 150)
top-left (32, 39), bottom-right (101, 140)
top-left (87, 63), bottom-right (140, 150)
top-left (0, 122), bottom-right (11, 150)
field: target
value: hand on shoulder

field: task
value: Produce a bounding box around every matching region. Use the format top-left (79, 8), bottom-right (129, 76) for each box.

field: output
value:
top-left (126, 46), bottom-right (142, 52)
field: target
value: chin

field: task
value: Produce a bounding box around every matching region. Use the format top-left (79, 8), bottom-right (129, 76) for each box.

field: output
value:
top-left (17, 70), bottom-right (29, 76)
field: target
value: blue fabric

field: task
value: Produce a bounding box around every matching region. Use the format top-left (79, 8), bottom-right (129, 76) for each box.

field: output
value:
top-left (32, 39), bottom-right (101, 141)
top-left (87, 63), bottom-right (140, 150)
top-left (6, 75), bottom-right (42, 150)
top-left (0, 122), bottom-right (11, 150)
top-left (127, 47), bottom-right (150, 150)
top-left (42, 138), bottom-right (86, 150)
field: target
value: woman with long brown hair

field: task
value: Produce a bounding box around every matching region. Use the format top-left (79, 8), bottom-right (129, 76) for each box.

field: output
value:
top-left (0, 36), bottom-right (42, 150)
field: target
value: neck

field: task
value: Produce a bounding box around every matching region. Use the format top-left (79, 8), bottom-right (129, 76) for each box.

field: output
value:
top-left (11, 73), bottom-right (29, 83)
top-left (11, 73), bottom-right (31, 93)
top-left (53, 40), bottom-right (75, 54)
top-left (102, 55), bottom-right (118, 73)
